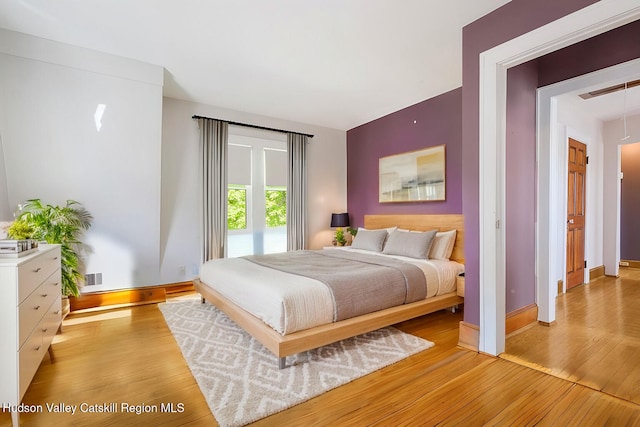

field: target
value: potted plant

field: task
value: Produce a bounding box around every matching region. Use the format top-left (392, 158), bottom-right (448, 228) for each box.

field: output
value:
top-left (335, 227), bottom-right (347, 246)
top-left (347, 227), bottom-right (358, 242)
top-left (8, 199), bottom-right (93, 312)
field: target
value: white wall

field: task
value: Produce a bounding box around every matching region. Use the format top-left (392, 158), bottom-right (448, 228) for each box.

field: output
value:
top-left (0, 29), bottom-right (164, 290)
top-left (0, 132), bottom-right (10, 220)
top-left (556, 100), bottom-right (605, 283)
top-left (0, 29), bottom-right (346, 290)
top-left (603, 113), bottom-right (640, 275)
top-left (160, 98), bottom-right (347, 284)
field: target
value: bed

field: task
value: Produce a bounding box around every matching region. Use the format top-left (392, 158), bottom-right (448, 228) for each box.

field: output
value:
top-left (195, 214), bottom-right (465, 368)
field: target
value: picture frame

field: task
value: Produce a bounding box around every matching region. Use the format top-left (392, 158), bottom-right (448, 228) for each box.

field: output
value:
top-left (379, 145), bottom-right (446, 203)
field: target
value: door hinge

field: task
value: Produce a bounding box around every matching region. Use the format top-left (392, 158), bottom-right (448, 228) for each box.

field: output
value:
top-left (496, 219), bottom-right (500, 229)
top-left (586, 156), bottom-right (589, 165)
top-left (584, 260), bottom-right (587, 268)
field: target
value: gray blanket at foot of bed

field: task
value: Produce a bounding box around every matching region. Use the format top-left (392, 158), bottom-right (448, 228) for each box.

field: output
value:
top-left (244, 249), bottom-right (427, 322)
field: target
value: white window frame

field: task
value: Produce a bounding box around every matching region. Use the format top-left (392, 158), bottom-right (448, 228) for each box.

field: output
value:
top-left (227, 128), bottom-right (287, 256)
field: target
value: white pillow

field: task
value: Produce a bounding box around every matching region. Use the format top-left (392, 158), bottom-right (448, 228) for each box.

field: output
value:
top-left (350, 229), bottom-right (388, 252)
top-left (428, 230), bottom-right (457, 261)
top-left (359, 226), bottom-right (397, 234)
top-left (382, 229), bottom-right (437, 259)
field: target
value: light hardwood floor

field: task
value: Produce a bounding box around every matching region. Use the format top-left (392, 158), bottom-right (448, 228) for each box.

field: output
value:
top-left (504, 267), bottom-right (640, 406)
top-left (2, 284), bottom-right (640, 426)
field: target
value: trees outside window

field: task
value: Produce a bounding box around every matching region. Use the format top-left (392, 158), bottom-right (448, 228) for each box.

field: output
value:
top-left (265, 187), bottom-right (286, 228)
top-left (228, 187), bottom-right (247, 230)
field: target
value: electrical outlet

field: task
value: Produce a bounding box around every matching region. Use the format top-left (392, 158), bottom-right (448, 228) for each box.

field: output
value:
top-left (619, 261), bottom-right (630, 267)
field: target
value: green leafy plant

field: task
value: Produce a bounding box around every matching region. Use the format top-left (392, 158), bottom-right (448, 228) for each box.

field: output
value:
top-left (335, 227), bottom-right (347, 246)
top-left (347, 227), bottom-right (358, 238)
top-left (6, 220), bottom-right (34, 240)
top-left (8, 199), bottom-right (93, 297)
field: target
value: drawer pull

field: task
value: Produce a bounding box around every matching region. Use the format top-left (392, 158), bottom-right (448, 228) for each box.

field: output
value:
top-left (35, 345), bottom-right (41, 351)
top-left (53, 282), bottom-right (59, 286)
top-left (34, 305), bottom-right (41, 310)
top-left (41, 293), bottom-right (48, 298)
top-left (53, 256), bottom-right (59, 260)
top-left (54, 310), bottom-right (60, 315)
top-left (33, 267), bottom-right (42, 273)
top-left (42, 328), bottom-right (48, 333)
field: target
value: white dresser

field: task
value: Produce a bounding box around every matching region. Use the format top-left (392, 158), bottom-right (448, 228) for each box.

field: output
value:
top-left (0, 245), bottom-right (62, 426)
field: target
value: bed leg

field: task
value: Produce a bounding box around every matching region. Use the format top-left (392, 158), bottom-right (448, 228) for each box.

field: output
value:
top-left (279, 357), bottom-right (286, 369)
top-left (201, 296), bottom-right (205, 304)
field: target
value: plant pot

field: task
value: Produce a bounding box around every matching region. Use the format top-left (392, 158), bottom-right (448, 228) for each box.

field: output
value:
top-left (61, 295), bottom-right (71, 320)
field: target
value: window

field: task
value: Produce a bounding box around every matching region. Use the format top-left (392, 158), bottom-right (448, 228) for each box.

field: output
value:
top-left (227, 132), bottom-right (287, 257)
top-left (227, 186), bottom-right (247, 230)
top-left (263, 186), bottom-right (286, 254)
top-left (265, 187), bottom-right (286, 227)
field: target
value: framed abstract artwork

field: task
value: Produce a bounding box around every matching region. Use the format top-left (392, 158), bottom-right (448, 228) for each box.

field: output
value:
top-left (379, 145), bottom-right (446, 203)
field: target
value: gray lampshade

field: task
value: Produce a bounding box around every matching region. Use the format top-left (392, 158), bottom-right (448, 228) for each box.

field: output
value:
top-left (330, 212), bottom-right (350, 228)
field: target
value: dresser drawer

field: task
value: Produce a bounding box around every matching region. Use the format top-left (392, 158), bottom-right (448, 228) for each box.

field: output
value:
top-left (18, 274), bottom-right (60, 347)
top-left (18, 326), bottom-right (44, 401)
top-left (42, 297), bottom-right (62, 349)
top-left (39, 269), bottom-right (62, 302)
top-left (17, 247), bottom-right (61, 304)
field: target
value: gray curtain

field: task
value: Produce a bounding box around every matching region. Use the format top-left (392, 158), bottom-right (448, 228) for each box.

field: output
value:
top-left (286, 133), bottom-right (308, 250)
top-left (198, 118), bottom-right (229, 262)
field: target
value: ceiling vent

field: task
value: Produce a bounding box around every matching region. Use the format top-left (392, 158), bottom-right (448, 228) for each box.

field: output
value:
top-left (579, 79), bottom-right (640, 99)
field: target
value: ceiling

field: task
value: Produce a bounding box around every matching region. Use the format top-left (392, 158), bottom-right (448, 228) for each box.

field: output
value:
top-left (0, 0), bottom-right (512, 131)
top-left (557, 78), bottom-right (640, 124)
top-left (2, 1), bottom-right (638, 131)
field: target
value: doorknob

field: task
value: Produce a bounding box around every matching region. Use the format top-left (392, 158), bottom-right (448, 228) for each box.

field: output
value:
top-left (567, 219), bottom-right (574, 224)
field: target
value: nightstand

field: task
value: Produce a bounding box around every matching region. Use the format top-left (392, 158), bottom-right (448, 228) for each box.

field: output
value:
top-left (456, 274), bottom-right (465, 297)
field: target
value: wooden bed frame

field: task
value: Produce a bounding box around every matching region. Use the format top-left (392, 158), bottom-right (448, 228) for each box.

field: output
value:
top-left (194, 214), bottom-right (464, 368)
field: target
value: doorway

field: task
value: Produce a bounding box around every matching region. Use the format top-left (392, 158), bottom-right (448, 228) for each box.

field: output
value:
top-left (477, 2), bottom-right (640, 355)
top-left (535, 59), bottom-right (640, 326)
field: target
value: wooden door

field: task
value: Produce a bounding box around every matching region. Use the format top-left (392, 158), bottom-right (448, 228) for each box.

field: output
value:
top-left (566, 138), bottom-right (587, 290)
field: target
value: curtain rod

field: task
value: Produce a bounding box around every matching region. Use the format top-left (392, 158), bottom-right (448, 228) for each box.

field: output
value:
top-left (191, 115), bottom-right (314, 138)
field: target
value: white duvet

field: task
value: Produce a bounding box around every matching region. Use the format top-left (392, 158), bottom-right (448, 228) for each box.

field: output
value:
top-left (198, 247), bottom-right (464, 335)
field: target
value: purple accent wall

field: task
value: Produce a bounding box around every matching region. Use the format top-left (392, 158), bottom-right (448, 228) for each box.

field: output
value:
top-left (347, 0), bottom-right (639, 328)
top-left (346, 89), bottom-right (462, 227)
top-left (621, 142), bottom-right (640, 260)
top-left (505, 61), bottom-right (538, 313)
top-left (461, 0), bottom-right (598, 325)
top-left (538, 19), bottom-right (640, 87)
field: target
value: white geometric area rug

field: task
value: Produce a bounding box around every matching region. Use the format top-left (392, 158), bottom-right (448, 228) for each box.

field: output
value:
top-left (158, 300), bottom-right (434, 427)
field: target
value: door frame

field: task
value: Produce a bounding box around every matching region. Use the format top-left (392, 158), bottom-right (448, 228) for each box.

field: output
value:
top-left (478, 1), bottom-right (640, 356)
top-left (536, 58), bottom-right (640, 321)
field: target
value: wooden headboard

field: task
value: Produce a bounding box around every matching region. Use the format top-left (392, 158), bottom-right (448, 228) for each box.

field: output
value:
top-left (363, 214), bottom-right (465, 264)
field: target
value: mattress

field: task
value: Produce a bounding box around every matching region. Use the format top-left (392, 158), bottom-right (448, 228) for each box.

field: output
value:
top-left (198, 247), bottom-right (464, 335)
